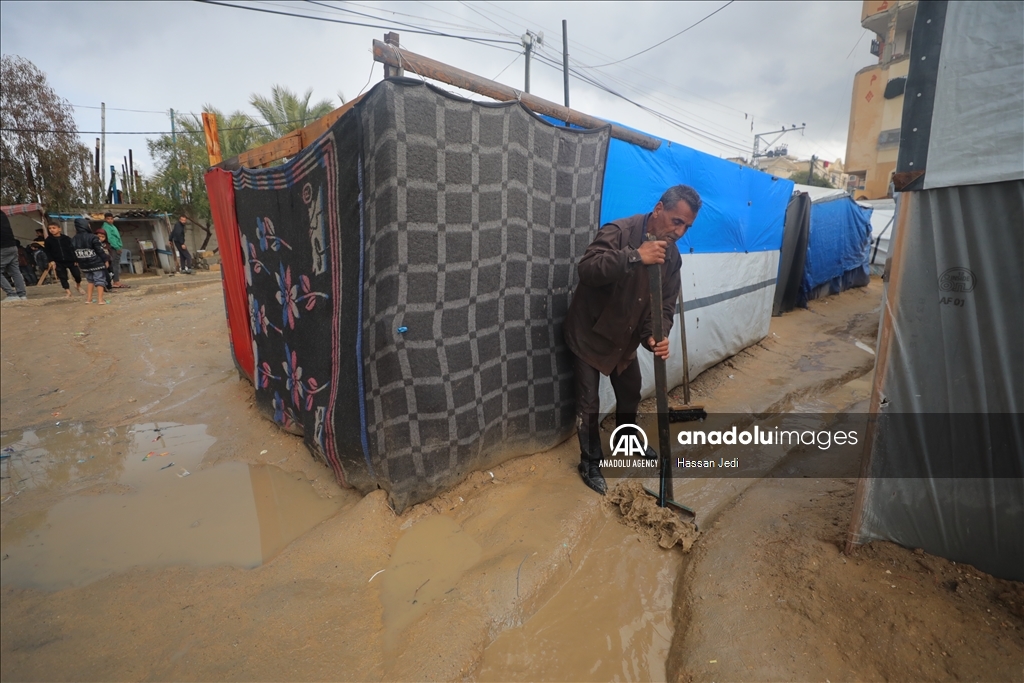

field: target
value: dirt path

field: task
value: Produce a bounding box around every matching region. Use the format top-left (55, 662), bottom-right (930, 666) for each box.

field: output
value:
top-left (6, 277), bottom-right (1015, 681)
top-left (668, 397), bottom-right (1024, 682)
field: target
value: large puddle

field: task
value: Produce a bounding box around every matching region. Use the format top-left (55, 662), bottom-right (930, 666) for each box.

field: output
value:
top-left (0, 422), bottom-right (343, 590)
top-left (476, 516), bottom-right (678, 682)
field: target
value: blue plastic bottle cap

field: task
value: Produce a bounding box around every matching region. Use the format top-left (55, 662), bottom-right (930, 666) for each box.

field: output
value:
top-left (397, 326), bottom-right (408, 334)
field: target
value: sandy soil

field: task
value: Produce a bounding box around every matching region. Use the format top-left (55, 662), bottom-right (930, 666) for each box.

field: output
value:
top-left (2, 277), bottom-right (1020, 682)
top-left (669, 420), bottom-right (1024, 683)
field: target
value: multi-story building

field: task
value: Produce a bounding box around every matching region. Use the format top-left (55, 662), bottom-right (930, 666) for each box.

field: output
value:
top-left (845, 0), bottom-right (918, 199)
top-left (744, 155), bottom-right (850, 189)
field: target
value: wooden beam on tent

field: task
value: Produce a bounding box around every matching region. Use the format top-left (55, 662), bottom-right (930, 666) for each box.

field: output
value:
top-left (844, 193), bottom-right (914, 555)
top-left (216, 95), bottom-right (365, 171)
top-left (201, 113), bottom-right (223, 166)
top-left (371, 40), bottom-right (662, 151)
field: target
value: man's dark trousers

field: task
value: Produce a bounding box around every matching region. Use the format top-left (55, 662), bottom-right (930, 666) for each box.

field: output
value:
top-left (573, 353), bottom-right (642, 463)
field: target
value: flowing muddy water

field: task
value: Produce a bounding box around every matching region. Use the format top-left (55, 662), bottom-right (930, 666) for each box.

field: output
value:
top-left (0, 422), bottom-right (343, 590)
top-left (476, 515), bottom-right (679, 682)
top-left (380, 514), bottom-right (483, 651)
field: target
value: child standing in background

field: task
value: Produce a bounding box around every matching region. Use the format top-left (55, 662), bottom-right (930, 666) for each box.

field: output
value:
top-left (72, 218), bottom-right (108, 305)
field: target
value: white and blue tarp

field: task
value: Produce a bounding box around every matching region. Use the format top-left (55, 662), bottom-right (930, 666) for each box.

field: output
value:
top-left (596, 134), bottom-right (794, 415)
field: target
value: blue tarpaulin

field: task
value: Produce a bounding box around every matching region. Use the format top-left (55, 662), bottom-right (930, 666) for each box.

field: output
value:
top-left (600, 137), bottom-right (793, 253)
top-left (801, 196), bottom-right (873, 301)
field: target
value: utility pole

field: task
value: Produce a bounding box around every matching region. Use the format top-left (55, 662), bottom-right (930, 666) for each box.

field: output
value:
top-left (521, 30), bottom-right (542, 94)
top-left (751, 124), bottom-right (805, 165)
top-left (170, 108), bottom-right (180, 204)
top-left (94, 138), bottom-right (100, 204)
top-left (808, 155), bottom-right (817, 185)
top-left (100, 102), bottom-right (106, 196)
top-left (562, 20), bottom-right (570, 111)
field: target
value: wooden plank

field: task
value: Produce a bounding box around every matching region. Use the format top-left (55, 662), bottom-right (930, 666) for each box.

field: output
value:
top-left (844, 192), bottom-right (913, 555)
top-left (201, 112), bottom-right (223, 166)
top-left (217, 95), bottom-right (365, 171)
top-left (371, 40), bottom-right (661, 151)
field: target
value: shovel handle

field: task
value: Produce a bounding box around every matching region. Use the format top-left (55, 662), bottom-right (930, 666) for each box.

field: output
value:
top-left (646, 235), bottom-right (674, 507)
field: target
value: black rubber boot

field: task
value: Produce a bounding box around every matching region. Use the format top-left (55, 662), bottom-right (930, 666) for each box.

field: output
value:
top-left (578, 460), bottom-right (607, 495)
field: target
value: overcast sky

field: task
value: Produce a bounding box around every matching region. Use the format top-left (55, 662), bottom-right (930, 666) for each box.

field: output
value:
top-left (1, 1), bottom-right (874, 178)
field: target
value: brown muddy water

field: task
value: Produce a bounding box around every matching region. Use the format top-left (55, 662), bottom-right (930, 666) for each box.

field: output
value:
top-left (476, 516), bottom-right (678, 682)
top-left (0, 422), bottom-right (343, 590)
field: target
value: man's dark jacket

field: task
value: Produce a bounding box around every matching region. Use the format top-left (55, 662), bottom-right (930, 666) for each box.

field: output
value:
top-left (0, 211), bottom-right (15, 249)
top-left (564, 213), bottom-right (682, 376)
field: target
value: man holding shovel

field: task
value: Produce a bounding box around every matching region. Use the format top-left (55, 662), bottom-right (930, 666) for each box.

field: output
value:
top-left (564, 185), bottom-right (701, 495)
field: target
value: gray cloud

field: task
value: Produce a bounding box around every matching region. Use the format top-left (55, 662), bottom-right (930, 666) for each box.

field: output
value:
top-left (1, 0), bottom-right (874, 174)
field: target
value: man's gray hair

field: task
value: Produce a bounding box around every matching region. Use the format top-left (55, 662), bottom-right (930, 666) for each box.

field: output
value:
top-left (659, 185), bottom-right (702, 214)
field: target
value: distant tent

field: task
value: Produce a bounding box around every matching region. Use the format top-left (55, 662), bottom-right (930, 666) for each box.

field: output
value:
top-left (846, 0), bottom-right (1024, 581)
top-left (772, 184), bottom-right (873, 314)
top-left (857, 198), bottom-right (896, 276)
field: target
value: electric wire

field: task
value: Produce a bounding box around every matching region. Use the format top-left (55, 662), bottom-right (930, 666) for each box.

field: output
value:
top-left (194, 0), bottom-right (521, 46)
top-left (470, 1), bottom-right (756, 120)
top-left (586, 1), bottom-right (736, 68)
top-left (71, 104), bottom-right (168, 115)
top-left (3, 117), bottom-right (321, 136)
top-left (324, 0), bottom-right (515, 36)
top-left (303, 0), bottom-right (515, 41)
top-left (530, 50), bottom-right (749, 154)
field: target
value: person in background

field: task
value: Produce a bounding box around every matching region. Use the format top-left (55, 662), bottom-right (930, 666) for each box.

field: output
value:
top-left (94, 227), bottom-right (114, 291)
top-left (17, 242), bottom-right (36, 286)
top-left (43, 223), bottom-right (83, 297)
top-left (0, 210), bottom-right (28, 301)
top-left (102, 212), bottom-right (126, 288)
top-left (72, 218), bottom-right (108, 305)
top-left (28, 238), bottom-right (49, 283)
top-left (169, 215), bottom-right (193, 274)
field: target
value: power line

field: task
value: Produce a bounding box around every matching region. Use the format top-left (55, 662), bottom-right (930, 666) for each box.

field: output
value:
top-left (491, 52), bottom-right (521, 81)
top-left (457, 0), bottom-right (518, 36)
top-left (547, 46), bottom-right (752, 148)
top-left (3, 117), bottom-right (316, 136)
top-left (71, 104), bottom-right (168, 115)
top-left (194, 0), bottom-right (521, 47)
top-left (305, 0), bottom-right (513, 40)
top-left (531, 51), bottom-right (749, 155)
top-left (469, 1), bottom-right (756, 121)
top-left (587, 1), bottom-right (736, 68)
top-left (321, 0), bottom-right (515, 37)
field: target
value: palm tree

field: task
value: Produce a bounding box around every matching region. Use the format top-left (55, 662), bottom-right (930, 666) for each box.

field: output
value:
top-left (249, 86), bottom-right (339, 144)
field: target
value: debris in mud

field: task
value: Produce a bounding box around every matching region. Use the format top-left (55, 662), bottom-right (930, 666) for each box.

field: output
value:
top-left (607, 481), bottom-right (700, 551)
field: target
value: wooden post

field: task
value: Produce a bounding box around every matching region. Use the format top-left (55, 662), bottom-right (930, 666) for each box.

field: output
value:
top-left (383, 32), bottom-right (403, 78)
top-left (372, 40), bottom-right (661, 150)
top-left (202, 112), bottom-right (223, 166)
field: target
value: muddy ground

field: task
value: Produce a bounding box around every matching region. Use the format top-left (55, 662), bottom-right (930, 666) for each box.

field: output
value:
top-left (1, 276), bottom-right (1021, 682)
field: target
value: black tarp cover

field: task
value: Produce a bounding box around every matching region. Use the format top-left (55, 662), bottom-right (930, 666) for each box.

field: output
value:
top-left (232, 79), bottom-right (610, 510)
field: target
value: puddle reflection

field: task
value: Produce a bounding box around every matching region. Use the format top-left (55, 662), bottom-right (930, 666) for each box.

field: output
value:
top-left (0, 423), bottom-right (343, 590)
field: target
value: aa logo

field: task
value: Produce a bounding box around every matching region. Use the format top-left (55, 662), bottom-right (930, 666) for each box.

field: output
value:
top-left (609, 424), bottom-right (649, 457)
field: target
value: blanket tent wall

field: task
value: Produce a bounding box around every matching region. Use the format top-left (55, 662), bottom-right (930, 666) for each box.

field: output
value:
top-left (206, 78), bottom-right (794, 509)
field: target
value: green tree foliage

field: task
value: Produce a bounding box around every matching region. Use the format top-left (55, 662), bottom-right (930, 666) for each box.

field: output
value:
top-left (142, 107), bottom-right (254, 249)
top-left (0, 55), bottom-right (92, 209)
top-left (789, 169), bottom-right (836, 188)
top-left (141, 86), bottom-right (341, 249)
top-left (249, 86), bottom-right (339, 143)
